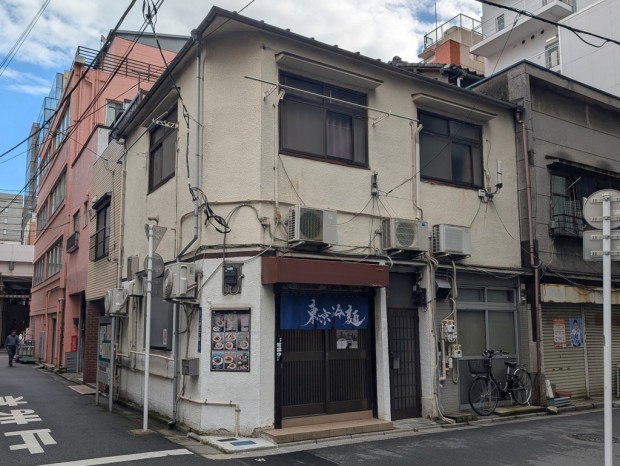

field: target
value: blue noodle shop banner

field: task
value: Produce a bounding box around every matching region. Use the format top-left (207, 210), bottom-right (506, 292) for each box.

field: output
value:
top-left (280, 294), bottom-right (368, 330)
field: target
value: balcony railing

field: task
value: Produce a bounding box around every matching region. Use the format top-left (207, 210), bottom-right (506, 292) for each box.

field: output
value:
top-left (423, 14), bottom-right (482, 49)
top-left (551, 200), bottom-right (584, 238)
top-left (76, 46), bottom-right (167, 83)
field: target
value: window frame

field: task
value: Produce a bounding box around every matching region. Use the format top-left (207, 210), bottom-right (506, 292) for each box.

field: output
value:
top-left (279, 72), bottom-right (368, 167)
top-left (148, 105), bottom-right (178, 192)
top-left (545, 39), bottom-right (560, 69)
top-left (418, 111), bottom-right (484, 189)
top-left (91, 196), bottom-right (111, 261)
top-left (495, 14), bottom-right (505, 32)
top-left (457, 286), bottom-right (518, 358)
top-left (46, 240), bottom-right (63, 278)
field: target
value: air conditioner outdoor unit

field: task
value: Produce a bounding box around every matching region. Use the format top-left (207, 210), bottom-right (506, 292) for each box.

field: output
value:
top-left (104, 288), bottom-right (128, 315)
top-left (432, 224), bottom-right (472, 257)
top-left (382, 219), bottom-right (429, 252)
top-left (122, 278), bottom-right (144, 297)
top-left (163, 262), bottom-right (197, 301)
top-left (288, 206), bottom-right (337, 246)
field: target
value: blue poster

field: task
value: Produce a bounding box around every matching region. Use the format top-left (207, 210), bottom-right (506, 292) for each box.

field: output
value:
top-left (280, 294), bottom-right (368, 330)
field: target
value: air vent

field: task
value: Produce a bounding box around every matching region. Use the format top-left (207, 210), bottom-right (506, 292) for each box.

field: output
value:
top-left (382, 219), bottom-right (429, 252)
top-left (288, 206), bottom-right (337, 246)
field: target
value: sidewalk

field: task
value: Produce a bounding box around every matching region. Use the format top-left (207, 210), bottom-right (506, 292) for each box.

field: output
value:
top-left (41, 363), bottom-right (619, 458)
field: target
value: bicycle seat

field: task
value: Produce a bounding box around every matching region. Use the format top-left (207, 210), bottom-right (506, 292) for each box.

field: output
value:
top-left (504, 361), bottom-right (517, 368)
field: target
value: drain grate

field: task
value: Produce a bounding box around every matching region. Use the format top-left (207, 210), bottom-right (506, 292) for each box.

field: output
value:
top-left (571, 433), bottom-right (619, 443)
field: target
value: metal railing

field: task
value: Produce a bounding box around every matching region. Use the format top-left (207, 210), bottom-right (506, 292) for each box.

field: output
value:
top-left (423, 14), bottom-right (482, 49)
top-left (76, 46), bottom-right (167, 83)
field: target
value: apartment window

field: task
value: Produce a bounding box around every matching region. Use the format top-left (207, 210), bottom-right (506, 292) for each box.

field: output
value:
top-left (90, 194), bottom-right (110, 261)
top-left (457, 287), bottom-right (517, 357)
top-left (106, 100), bottom-right (126, 126)
top-left (495, 14), bottom-right (505, 32)
top-left (49, 171), bottom-right (66, 216)
top-left (47, 240), bottom-right (63, 277)
top-left (83, 201), bottom-right (88, 227)
top-left (34, 258), bottom-right (45, 285)
top-left (279, 73), bottom-right (368, 166)
top-left (36, 201), bottom-right (48, 233)
top-left (148, 106), bottom-right (177, 192)
top-left (545, 39), bottom-right (560, 68)
top-left (55, 107), bottom-right (71, 147)
top-left (73, 210), bottom-right (80, 232)
top-left (40, 148), bottom-right (50, 180)
top-left (419, 112), bottom-right (483, 188)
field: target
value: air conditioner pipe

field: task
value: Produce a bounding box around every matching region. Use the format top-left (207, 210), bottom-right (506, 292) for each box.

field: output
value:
top-left (179, 396), bottom-right (240, 438)
top-left (178, 29), bottom-right (202, 260)
top-left (517, 106), bottom-right (543, 397)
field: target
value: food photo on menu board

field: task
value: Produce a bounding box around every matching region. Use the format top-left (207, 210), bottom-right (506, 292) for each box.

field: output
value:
top-left (211, 311), bottom-right (250, 371)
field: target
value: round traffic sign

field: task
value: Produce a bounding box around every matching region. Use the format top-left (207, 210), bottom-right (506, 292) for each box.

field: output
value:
top-left (582, 189), bottom-right (620, 229)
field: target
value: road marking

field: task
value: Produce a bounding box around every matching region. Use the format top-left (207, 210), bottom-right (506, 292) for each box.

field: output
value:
top-left (38, 448), bottom-right (194, 465)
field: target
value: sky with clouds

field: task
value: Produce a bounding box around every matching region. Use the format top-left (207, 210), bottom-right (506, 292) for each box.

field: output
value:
top-left (0, 0), bottom-right (482, 195)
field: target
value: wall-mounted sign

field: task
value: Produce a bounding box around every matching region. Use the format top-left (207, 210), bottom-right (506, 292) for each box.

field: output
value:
top-left (553, 319), bottom-right (566, 349)
top-left (211, 310), bottom-right (250, 372)
top-left (280, 294), bottom-right (368, 330)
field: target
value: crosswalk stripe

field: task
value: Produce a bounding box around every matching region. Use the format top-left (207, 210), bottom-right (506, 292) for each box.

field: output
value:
top-left (39, 448), bottom-right (193, 465)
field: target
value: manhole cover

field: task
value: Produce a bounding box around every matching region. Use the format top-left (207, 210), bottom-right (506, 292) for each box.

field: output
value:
top-left (571, 433), bottom-right (620, 443)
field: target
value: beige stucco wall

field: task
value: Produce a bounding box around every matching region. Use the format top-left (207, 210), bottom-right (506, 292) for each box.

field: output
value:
top-left (116, 25), bottom-right (520, 433)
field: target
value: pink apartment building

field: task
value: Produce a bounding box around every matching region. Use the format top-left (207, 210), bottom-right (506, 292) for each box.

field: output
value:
top-left (30, 32), bottom-right (183, 378)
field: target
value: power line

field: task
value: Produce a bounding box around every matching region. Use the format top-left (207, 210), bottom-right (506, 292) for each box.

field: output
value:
top-left (0, 0), bottom-right (52, 78)
top-left (474, 0), bottom-right (620, 47)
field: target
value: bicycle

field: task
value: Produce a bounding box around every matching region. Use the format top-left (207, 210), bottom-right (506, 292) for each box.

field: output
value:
top-left (467, 349), bottom-right (532, 416)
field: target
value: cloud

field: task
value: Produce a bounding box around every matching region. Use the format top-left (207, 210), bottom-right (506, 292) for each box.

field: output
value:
top-left (1, 67), bottom-right (50, 95)
top-left (1, 0), bottom-right (482, 67)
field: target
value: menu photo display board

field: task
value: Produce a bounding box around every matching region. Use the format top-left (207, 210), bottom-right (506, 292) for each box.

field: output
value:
top-left (211, 310), bottom-right (250, 372)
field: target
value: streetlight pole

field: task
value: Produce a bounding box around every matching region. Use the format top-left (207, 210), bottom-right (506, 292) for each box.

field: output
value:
top-left (143, 224), bottom-right (153, 431)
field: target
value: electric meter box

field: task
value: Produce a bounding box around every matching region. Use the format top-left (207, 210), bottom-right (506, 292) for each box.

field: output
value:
top-left (181, 358), bottom-right (200, 376)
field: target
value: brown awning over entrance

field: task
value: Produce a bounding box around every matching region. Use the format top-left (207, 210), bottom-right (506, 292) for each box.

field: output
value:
top-left (261, 257), bottom-right (389, 287)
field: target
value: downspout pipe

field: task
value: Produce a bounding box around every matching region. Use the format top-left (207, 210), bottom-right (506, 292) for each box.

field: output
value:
top-left (172, 30), bottom-right (202, 428)
top-left (414, 121), bottom-right (423, 219)
top-left (517, 106), bottom-right (543, 396)
top-left (178, 29), bottom-right (202, 259)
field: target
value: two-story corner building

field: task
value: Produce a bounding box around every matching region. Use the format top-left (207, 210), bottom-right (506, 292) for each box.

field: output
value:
top-left (105, 7), bottom-right (523, 438)
top-left (472, 60), bottom-right (620, 399)
top-left (30, 31), bottom-right (184, 374)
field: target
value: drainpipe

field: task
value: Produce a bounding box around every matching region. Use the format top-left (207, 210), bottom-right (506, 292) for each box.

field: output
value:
top-left (58, 297), bottom-right (65, 368)
top-left (413, 121), bottom-right (423, 219)
top-left (517, 107), bottom-right (543, 396)
top-left (180, 396), bottom-right (240, 437)
top-left (177, 29), bottom-right (202, 260)
top-left (172, 30), bottom-right (202, 428)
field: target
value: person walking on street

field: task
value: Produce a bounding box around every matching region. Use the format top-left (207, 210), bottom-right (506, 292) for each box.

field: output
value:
top-left (5, 330), bottom-right (19, 367)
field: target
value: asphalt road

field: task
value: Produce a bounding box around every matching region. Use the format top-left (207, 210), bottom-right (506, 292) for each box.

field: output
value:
top-left (0, 353), bottom-right (209, 465)
top-left (2, 350), bottom-right (619, 466)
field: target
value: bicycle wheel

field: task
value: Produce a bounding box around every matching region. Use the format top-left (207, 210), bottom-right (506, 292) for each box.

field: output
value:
top-left (469, 376), bottom-right (499, 416)
top-left (511, 369), bottom-right (532, 405)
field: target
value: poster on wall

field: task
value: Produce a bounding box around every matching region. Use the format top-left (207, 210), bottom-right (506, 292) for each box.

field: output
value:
top-left (570, 318), bottom-right (584, 347)
top-left (553, 319), bottom-right (566, 349)
top-left (211, 310), bottom-right (250, 372)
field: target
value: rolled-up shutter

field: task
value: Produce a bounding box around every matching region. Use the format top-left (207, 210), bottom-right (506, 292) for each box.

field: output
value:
top-left (542, 305), bottom-right (586, 398)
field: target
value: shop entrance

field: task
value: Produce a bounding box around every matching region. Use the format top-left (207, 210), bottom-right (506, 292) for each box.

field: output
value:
top-left (276, 290), bottom-right (374, 423)
top-left (387, 273), bottom-right (421, 420)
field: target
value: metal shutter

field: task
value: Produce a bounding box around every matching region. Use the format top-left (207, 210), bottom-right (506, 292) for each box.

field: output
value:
top-left (542, 305), bottom-right (586, 398)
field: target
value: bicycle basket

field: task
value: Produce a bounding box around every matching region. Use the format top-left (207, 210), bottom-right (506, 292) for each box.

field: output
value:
top-left (468, 358), bottom-right (492, 375)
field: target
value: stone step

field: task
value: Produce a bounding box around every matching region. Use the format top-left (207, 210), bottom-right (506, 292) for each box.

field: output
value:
top-left (262, 418), bottom-right (394, 444)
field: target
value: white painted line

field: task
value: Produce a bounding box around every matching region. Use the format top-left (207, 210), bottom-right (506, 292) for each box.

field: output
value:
top-left (39, 448), bottom-right (193, 465)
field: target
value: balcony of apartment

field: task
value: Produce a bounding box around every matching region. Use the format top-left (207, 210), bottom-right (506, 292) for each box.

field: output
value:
top-left (420, 14), bottom-right (482, 61)
top-left (75, 46), bottom-right (167, 83)
top-left (470, 0), bottom-right (575, 57)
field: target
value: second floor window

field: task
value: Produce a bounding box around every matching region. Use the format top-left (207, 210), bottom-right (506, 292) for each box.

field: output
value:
top-left (419, 112), bottom-right (483, 188)
top-left (545, 39), bottom-right (560, 69)
top-left (149, 106), bottom-right (177, 192)
top-left (495, 14), bottom-right (505, 32)
top-left (90, 194), bottom-right (111, 261)
top-left (47, 240), bottom-right (63, 277)
top-left (279, 73), bottom-right (368, 166)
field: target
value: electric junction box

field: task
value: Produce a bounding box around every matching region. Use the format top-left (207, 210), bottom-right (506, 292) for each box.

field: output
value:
top-left (181, 358), bottom-right (199, 376)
